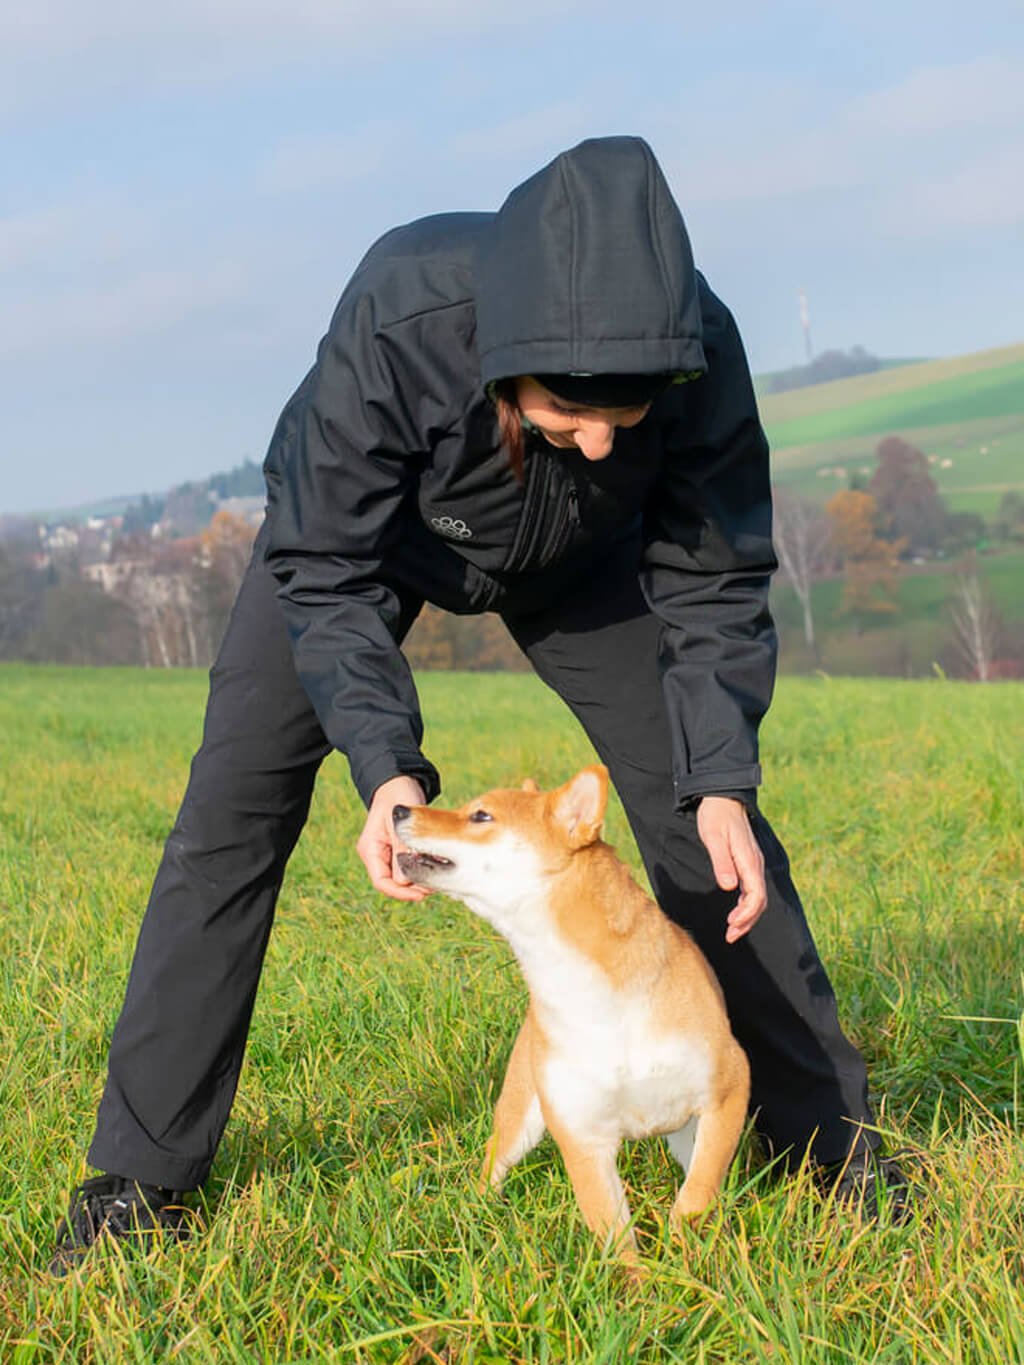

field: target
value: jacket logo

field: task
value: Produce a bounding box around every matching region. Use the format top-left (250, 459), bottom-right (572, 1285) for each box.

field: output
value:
top-left (430, 515), bottom-right (473, 540)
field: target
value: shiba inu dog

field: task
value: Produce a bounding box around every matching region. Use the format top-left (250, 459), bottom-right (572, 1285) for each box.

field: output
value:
top-left (393, 764), bottom-right (750, 1259)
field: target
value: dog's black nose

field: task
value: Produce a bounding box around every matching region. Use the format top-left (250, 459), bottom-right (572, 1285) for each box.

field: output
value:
top-left (392, 804), bottom-right (410, 823)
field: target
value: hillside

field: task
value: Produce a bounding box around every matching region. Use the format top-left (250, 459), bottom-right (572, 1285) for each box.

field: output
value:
top-left (762, 342), bottom-right (1024, 517)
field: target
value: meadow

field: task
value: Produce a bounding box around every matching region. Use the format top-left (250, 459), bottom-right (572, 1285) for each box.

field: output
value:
top-left (1, 664), bottom-right (1022, 1363)
top-left (761, 343), bottom-right (1024, 520)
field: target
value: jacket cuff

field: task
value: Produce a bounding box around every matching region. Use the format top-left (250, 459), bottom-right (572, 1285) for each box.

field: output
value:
top-left (672, 766), bottom-right (761, 811)
top-left (353, 752), bottom-right (442, 808)
top-left (677, 788), bottom-right (758, 814)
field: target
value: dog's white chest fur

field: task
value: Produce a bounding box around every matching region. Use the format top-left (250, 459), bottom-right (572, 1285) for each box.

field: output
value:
top-left (520, 932), bottom-right (713, 1143)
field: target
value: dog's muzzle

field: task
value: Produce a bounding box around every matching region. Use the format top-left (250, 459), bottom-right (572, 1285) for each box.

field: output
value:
top-left (396, 850), bottom-right (453, 878)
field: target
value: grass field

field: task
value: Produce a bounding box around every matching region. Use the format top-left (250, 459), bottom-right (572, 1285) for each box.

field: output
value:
top-left (758, 345), bottom-right (1024, 428)
top-left (768, 414), bottom-right (1024, 518)
top-left (763, 360), bottom-right (1024, 453)
top-left (2, 665), bottom-right (1023, 1362)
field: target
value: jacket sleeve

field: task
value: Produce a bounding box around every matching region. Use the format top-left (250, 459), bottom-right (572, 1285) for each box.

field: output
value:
top-left (261, 288), bottom-right (441, 807)
top-left (640, 280), bottom-right (778, 810)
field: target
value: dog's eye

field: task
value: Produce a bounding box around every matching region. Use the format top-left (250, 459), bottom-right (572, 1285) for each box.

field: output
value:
top-left (469, 810), bottom-right (493, 823)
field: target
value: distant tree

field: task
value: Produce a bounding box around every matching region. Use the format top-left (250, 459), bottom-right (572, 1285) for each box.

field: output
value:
top-left (209, 458), bottom-right (264, 500)
top-left (0, 544), bottom-right (44, 659)
top-left (993, 491), bottom-right (1024, 543)
top-left (943, 511), bottom-right (987, 555)
top-left (160, 483), bottom-right (215, 537)
top-left (768, 346), bottom-right (882, 395)
top-left (25, 579), bottom-right (142, 665)
top-left (121, 493), bottom-right (165, 536)
top-left (403, 606), bottom-right (527, 671)
top-left (0, 516), bottom-right (39, 550)
top-left (771, 489), bottom-right (832, 658)
top-left (868, 436), bottom-right (947, 555)
top-left (825, 489), bottom-right (903, 616)
top-left (193, 511), bottom-right (258, 655)
top-left (947, 554), bottom-right (1003, 682)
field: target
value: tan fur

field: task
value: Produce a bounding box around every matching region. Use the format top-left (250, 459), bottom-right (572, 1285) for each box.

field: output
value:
top-left (394, 764), bottom-right (750, 1262)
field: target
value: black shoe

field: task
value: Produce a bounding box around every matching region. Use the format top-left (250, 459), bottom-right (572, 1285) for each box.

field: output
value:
top-left (50, 1173), bottom-right (189, 1275)
top-left (819, 1149), bottom-right (915, 1225)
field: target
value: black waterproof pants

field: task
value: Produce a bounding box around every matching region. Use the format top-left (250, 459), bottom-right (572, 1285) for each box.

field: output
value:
top-left (89, 535), bottom-right (874, 1190)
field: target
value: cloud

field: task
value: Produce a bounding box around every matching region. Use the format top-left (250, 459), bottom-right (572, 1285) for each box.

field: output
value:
top-left (0, 260), bottom-right (250, 358)
top-left (891, 142), bottom-right (1024, 231)
top-left (0, 206), bottom-right (76, 271)
top-left (845, 55), bottom-right (1024, 136)
top-left (656, 55), bottom-right (1024, 242)
top-left (0, 0), bottom-right (596, 119)
top-left (256, 122), bottom-right (409, 196)
top-left (0, 195), bottom-right (158, 279)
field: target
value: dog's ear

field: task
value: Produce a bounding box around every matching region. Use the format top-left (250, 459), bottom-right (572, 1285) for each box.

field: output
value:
top-left (521, 777), bottom-right (540, 793)
top-left (551, 766), bottom-right (609, 848)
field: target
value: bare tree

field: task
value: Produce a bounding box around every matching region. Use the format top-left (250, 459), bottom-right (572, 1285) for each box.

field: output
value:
top-left (772, 488), bottom-right (832, 658)
top-left (949, 555), bottom-right (1002, 682)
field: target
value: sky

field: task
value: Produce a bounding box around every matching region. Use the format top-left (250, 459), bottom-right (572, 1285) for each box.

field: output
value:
top-left (2, 0), bottom-right (1022, 516)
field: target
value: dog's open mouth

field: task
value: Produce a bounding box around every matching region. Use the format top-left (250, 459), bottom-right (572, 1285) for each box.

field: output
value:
top-left (397, 850), bottom-right (454, 878)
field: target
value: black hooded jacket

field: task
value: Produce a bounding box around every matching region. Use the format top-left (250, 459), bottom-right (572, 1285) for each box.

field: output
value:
top-left (263, 137), bottom-right (778, 810)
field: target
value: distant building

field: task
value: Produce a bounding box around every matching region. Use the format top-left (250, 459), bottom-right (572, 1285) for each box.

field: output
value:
top-left (82, 560), bottom-right (140, 593)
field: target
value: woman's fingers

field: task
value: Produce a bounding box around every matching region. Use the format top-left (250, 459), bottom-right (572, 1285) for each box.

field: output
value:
top-left (356, 775), bottom-right (431, 902)
top-left (697, 797), bottom-right (768, 942)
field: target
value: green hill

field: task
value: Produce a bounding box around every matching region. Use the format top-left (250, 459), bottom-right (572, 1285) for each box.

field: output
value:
top-left (761, 343), bottom-right (1024, 517)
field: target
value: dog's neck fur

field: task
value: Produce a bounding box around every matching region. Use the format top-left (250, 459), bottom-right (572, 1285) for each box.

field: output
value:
top-left (463, 841), bottom-right (668, 1007)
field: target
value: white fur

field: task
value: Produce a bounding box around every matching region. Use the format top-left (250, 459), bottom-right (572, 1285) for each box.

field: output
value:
top-left (405, 826), bottom-right (714, 1149)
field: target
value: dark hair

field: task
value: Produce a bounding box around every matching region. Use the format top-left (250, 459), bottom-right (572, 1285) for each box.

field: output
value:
top-left (492, 378), bottom-right (526, 483)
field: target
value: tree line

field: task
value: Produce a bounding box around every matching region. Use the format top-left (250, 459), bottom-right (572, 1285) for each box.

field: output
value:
top-left (0, 509), bottom-right (529, 673)
top-left (2, 434), bottom-right (1021, 678)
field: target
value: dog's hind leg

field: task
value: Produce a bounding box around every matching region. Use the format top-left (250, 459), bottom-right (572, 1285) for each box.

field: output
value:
top-left (669, 1066), bottom-right (749, 1232)
top-left (480, 1015), bottom-right (546, 1193)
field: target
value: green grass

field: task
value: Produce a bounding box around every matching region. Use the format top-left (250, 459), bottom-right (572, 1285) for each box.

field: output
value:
top-left (2, 665), bottom-right (1023, 1362)
top-left (759, 343), bottom-right (1024, 426)
top-left (769, 415), bottom-right (1024, 519)
top-left (763, 360), bottom-right (1024, 452)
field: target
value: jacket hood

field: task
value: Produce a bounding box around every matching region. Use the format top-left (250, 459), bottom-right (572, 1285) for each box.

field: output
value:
top-left (475, 136), bottom-right (706, 387)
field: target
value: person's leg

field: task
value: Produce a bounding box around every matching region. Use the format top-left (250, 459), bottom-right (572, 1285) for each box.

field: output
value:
top-left (503, 545), bottom-right (875, 1169)
top-left (87, 534), bottom-right (421, 1191)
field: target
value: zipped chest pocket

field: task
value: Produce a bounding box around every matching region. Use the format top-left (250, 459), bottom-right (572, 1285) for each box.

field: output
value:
top-left (503, 444), bottom-right (581, 574)
top-left (547, 481), bottom-right (580, 562)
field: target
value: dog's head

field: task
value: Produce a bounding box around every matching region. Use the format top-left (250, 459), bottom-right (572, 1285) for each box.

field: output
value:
top-left (393, 765), bottom-right (609, 921)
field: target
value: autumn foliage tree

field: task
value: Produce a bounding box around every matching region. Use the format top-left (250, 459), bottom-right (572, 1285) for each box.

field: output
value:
top-left (403, 606), bottom-right (527, 671)
top-left (825, 489), bottom-right (904, 616)
top-left (869, 437), bottom-right (947, 555)
top-left (195, 510), bottom-right (258, 649)
top-left (102, 512), bottom-right (257, 667)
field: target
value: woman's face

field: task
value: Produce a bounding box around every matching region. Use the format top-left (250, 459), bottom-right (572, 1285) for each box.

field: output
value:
top-left (514, 376), bottom-right (651, 462)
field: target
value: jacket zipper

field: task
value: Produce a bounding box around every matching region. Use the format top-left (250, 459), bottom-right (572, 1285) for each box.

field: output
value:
top-left (504, 445), bottom-right (582, 573)
top-left (548, 481), bottom-right (580, 562)
top-left (503, 441), bottom-right (546, 573)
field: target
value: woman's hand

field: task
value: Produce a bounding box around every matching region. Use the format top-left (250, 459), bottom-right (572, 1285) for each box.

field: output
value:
top-left (356, 775), bottom-right (431, 901)
top-left (696, 796), bottom-right (767, 943)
